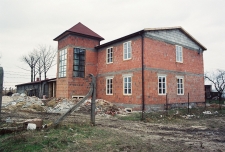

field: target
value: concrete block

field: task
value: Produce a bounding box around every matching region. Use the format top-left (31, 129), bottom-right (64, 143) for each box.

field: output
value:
top-left (24, 119), bottom-right (43, 129)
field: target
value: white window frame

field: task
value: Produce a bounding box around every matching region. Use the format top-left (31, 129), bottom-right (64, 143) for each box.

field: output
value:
top-left (176, 76), bottom-right (184, 95)
top-left (176, 45), bottom-right (183, 63)
top-left (123, 74), bottom-right (132, 95)
top-left (123, 41), bottom-right (132, 60)
top-left (106, 47), bottom-right (113, 64)
top-left (58, 48), bottom-right (67, 78)
top-left (106, 76), bottom-right (113, 95)
top-left (158, 74), bottom-right (167, 95)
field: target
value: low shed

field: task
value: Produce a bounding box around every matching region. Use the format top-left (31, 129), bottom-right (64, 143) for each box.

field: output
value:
top-left (15, 78), bottom-right (56, 98)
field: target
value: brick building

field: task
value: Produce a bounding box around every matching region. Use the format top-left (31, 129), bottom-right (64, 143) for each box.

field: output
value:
top-left (54, 22), bottom-right (206, 110)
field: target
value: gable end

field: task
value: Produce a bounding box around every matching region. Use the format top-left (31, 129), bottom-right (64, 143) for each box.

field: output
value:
top-left (145, 29), bottom-right (206, 51)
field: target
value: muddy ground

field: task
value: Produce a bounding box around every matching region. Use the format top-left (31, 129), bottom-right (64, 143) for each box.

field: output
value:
top-left (1, 110), bottom-right (225, 152)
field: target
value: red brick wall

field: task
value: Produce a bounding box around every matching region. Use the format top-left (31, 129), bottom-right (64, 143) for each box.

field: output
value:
top-left (56, 35), bottom-right (100, 98)
top-left (143, 37), bottom-right (205, 105)
top-left (97, 71), bottom-right (143, 105)
top-left (97, 37), bottom-right (143, 105)
top-left (96, 36), bottom-right (205, 107)
top-left (97, 37), bottom-right (142, 75)
top-left (143, 71), bottom-right (205, 105)
top-left (143, 38), bottom-right (204, 74)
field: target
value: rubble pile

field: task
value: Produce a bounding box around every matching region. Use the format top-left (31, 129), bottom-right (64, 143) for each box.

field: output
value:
top-left (2, 94), bottom-right (45, 112)
top-left (47, 99), bottom-right (77, 113)
top-left (77, 99), bottom-right (120, 116)
top-left (1, 93), bottom-right (132, 116)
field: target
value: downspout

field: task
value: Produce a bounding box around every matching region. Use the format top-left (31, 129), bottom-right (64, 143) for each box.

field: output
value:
top-left (140, 32), bottom-right (145, 120)
top-left (41, 81), bottom-right (47, 98)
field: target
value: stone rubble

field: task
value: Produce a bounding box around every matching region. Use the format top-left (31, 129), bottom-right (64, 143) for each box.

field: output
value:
top-left (1, 93), bottom-right (130, 116)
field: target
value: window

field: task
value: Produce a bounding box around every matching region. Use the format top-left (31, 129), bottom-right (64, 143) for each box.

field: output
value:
top-left (106, 47), bottom-right (113, 63)
top-left (73, 48), bottom-right (85, 77)
top-left (176, 45), bottom-right (183, 62)
top-left (123, 75), bottom-right (132, 95)
top-left (106, 77), bottom-right (113, 95)
top-left (123, 41), bottom-right (131, 60)
top-left (177, 77), bottom-right (184, 95)
top-left (58, 49), bottom-right (67, 78)
top-left (158, 75), bottom-right (166, 95)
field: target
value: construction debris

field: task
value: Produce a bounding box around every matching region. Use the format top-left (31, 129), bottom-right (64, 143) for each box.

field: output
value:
top-left (1, 93), bottom-right (133, 117)
top-left (203, 111), bottom-right (212, 115)
top-left (23, 118), bottom-right (43, 129)
top-left (27, 123), bottom-right (36, 130)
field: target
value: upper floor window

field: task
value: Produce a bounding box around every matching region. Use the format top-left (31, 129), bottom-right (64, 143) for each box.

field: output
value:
top-left (73, 48), bottom-right (85, 78)
top-left (176, 45), bottom-right (183, 62)
top-left (58, 49), bottom-right (67, 78)
top-left (123, 41), bottom-right (131, 60)
top-left (106, 77), bottom-right (113, 95)
top-left (158, 75), bottom-right (166, 95)
top-left (106, 47), bottom-right (113, 64)
top-left (177, 77), bottom-right (184, 95)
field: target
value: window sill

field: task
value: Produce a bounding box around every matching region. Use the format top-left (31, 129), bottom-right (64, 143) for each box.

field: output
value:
top-left (123, 58), bottom-right (132, 61)
top-left (176, 61), bottom-right (183, 63)
top-left (58, 77), bottom-right (66, 78)
top-left (123, 94), bottom-right (132, 96)
top-left (158, 94), bottom-right (166, 96)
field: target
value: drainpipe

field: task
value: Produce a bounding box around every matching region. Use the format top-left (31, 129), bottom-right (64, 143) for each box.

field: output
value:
top-left (140, 32), bottom-right (145, 120)
top-left (41, 81), bottom-right (47, 98)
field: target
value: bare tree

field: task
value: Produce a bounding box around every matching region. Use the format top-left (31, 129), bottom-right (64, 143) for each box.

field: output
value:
top-left (21, 45), bottom-right (56, 82)
top-left (38, 45), bottom-right (57, 80)
top-left (33, 49), bottom-right (44, 81)
top-left (205, 69), bottom-right (225, 108)
top-left (21, 52), bottom-right (39, 82)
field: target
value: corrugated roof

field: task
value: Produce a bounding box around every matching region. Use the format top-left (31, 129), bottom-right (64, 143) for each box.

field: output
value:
top-left (54, 22), bottom-right (104, 41)
top-left (15, 78), bottom-right (56, 87)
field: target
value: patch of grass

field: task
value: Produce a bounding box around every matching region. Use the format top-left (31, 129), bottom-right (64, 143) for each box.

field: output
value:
top-left (206, 99), bottom-right (225, 104)
top-left (0, 122), bottom-right (148, 152)
top-left (117, 112), bottom-right (141, 121)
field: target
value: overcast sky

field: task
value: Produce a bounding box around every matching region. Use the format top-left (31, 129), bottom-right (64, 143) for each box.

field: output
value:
top-left (0, 0), bottom-right (224, 89)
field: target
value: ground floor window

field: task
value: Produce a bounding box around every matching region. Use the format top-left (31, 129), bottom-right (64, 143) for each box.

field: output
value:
top-left (123, 75), bottom-right (132, 95)
top-left (158, 75), bottom-right (166, 95)
top-left (106, 77), bottom-right (113, 95)
top-left (177, 77), bottom-right (184, 95)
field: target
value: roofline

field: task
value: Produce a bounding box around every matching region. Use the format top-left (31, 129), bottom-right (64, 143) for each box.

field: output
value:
top-left (96, 26), bottom-right (207, 51)
top-left (15, 78), bottom-right (56, 87)
top-left (95, 30), bottom-right (144, 49)
top-left (53, 30), bottom-right (104, 41)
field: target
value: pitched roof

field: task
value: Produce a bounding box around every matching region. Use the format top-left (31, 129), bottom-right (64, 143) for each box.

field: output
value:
top-left (96, 26), bottom-right (207, 51)
top-left (54, 22), bottom-right (104, 41)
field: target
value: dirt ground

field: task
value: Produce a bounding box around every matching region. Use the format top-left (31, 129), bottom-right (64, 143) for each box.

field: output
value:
top-left (1, 110), bottom-right (225, 152)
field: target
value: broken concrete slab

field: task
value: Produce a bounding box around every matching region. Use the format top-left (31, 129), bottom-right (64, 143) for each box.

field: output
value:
top-left (23, 119), bottom-right (43, 129)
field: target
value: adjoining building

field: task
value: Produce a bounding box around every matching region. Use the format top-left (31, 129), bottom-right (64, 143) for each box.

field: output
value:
top-left (16, 78), bottom-right (56, 98)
